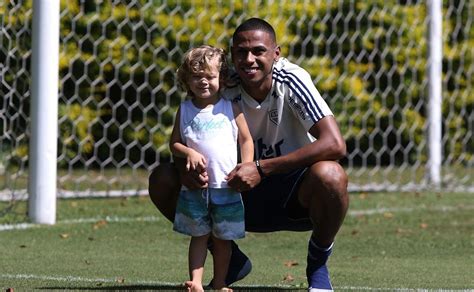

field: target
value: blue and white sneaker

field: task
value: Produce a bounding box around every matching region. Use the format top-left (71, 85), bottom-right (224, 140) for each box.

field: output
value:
top-left (208, 241), bottom-right (252, 286)
top-left (306, 238), bottom-right (334, 292)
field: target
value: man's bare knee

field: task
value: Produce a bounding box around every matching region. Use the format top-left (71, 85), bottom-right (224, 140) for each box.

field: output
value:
top-left (148, 164), bottom-right (179, 198)
top-left (312, 161), bottom-right (347, 194)
top-left (301, 161), bottom-right (348, 204)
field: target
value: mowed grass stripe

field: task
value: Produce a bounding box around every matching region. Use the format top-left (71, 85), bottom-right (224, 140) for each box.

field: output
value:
top-left (2, 203), bottom-right (472, 232)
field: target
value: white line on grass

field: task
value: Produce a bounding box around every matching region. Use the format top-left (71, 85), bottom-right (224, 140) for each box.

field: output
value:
top-left (348, 204), bottom-right (474, 216)
top-left (0, 273), bottom-right (178, 286)
top-left (1, 204), bottom-right (474, 232)
top-left (336, 286), bottom-right (473, 291)
top-left (0, 215), bottom-right (161, 231)
top-left (0, 273), bottom-right (299, 289)
top-left (1, 274), bottom-right (472, 291)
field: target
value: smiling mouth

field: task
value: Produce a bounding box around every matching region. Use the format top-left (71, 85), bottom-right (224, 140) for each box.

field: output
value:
top-left (243, 68), bottom-right (258, 74)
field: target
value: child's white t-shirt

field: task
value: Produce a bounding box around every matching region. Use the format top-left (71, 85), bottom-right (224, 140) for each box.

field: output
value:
top-left (179, 98), bottom-right (238, 188)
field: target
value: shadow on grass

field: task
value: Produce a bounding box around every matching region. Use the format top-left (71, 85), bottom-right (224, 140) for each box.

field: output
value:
top-left (38, 285), bottom-right (305, 291)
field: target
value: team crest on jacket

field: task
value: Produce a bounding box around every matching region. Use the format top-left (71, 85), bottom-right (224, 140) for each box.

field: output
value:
top-left (268, 109), bottom-right (279, 125)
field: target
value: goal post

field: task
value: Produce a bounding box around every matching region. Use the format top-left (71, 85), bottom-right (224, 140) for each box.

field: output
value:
top-left (28, 0), bottom-right (60, 224)
top-left (0, 1), bottom-right (471, 217)
top-left (427, 0), bottom-right (443, 188)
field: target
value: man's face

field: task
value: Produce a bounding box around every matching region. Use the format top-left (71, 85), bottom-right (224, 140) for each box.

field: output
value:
top-left (231, 30), bottom-right (280, 92)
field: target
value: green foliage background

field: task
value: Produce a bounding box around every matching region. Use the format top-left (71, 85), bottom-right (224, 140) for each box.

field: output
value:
top-left (1, 0), bottom-right (472, 168)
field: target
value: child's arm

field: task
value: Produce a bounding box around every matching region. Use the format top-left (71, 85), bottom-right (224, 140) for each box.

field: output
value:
top-left (232, 103), bottom-right (254, 163)
top-left (169, 106), bottom-right (206, 172)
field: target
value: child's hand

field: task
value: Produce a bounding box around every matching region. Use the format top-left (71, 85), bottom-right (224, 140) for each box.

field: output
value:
top-left (186, 149), bottom-right (207, 173)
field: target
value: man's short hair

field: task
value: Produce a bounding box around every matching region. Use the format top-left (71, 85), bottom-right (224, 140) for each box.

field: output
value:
top-left (232, 18), bottom-right (277, 44)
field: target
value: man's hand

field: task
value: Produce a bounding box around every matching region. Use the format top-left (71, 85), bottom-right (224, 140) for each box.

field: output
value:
top-left (180, 168), bottom-right (208, 190)
top-left (226, 161), bottom-right (261, 192)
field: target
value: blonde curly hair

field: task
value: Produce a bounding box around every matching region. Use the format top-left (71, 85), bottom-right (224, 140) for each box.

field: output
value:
top-left (176, 45), bottom-right (228, 97)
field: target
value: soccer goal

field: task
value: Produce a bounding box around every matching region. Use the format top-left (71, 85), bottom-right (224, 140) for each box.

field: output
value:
top-left (1, 1), bottom-right (472, 223)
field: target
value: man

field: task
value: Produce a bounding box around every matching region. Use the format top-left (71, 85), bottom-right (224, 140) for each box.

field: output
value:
top-left (149, 18), bottom-right (349, 291)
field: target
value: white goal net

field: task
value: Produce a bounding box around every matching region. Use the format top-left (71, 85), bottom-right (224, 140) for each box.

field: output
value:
top-left (1, 0), bottom-right (472, 205)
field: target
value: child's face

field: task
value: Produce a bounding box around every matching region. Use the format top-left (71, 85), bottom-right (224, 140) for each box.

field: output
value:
top-left (188, 57), bottom-right (221, 100)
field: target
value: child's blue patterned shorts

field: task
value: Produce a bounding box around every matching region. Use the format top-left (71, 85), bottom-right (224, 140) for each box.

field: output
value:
top-left (173, 188), bottom-right (245, 240)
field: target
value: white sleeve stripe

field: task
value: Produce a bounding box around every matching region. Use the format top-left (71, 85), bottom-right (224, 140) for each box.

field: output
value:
top-left (274, 68), bottom-right (325, 121)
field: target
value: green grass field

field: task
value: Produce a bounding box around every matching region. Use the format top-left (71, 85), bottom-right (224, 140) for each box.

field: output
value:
top-left (1, 191), bottom-right (473, 291)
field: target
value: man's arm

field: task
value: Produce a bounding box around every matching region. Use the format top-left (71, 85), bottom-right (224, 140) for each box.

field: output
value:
top-left (259, 115), bottom-right (346, 176)
top-left (226, 115), bottom-right (345, 191)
